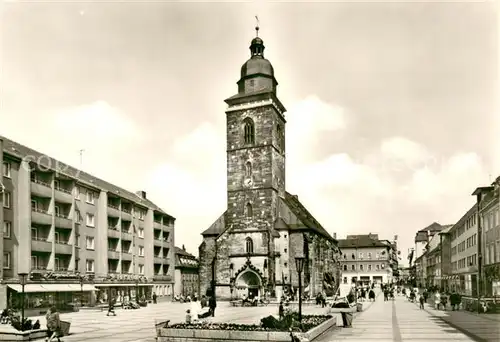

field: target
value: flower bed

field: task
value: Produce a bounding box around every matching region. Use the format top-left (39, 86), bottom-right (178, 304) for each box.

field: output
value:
top-left (169, 315), bottom-right (331, 332)
top-left (157, 314), bottom-right (337, 342)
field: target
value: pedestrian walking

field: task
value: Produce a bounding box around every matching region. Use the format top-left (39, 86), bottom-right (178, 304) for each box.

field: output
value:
top-left (208, 295), bottom-right (217, 317)
top-left (419, 295), bottom-right (425, 309)
top-left (45, 306), bottom-right (62, 342)
top-left (153, 293), bottom-right (157, 304)
top-left (107, 298), bottom-right (117, 316)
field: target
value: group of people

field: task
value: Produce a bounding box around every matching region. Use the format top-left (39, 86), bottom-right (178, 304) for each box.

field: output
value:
top-left (354, 284), bottom-right (377, 302)
top-left (185, 295), bottom-right (217, 323)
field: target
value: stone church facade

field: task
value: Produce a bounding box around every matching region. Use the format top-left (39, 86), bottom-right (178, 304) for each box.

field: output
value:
top-left (199, 32), bottom-right (341, 300)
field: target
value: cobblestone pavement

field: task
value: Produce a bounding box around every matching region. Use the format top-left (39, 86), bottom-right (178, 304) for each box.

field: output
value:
top-left (21, 301), bottom-right (330, 341)
top-left (316, 294), bottom-right (476, 341)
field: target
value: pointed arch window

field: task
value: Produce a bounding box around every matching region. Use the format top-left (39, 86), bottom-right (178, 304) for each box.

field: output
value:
top-left (243, 118), bottom-right (255, 145)
top-left (246, 203), bottom-right (253, 218)
top-left (245, 161), bottom-right (252, 178)
top-left (246, 237), bottom-right (254, 254)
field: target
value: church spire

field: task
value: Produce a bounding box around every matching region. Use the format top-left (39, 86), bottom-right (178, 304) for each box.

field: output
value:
top-left (255, 15), bottom-right (260, 37)
top-left (250, 16), bottom-right (264, 58)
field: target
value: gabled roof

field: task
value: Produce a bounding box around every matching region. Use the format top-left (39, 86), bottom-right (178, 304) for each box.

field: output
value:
top-left (1, 135), bottom-right (174, 219)
top-left (175, 247), bottom-right (196, 258)
top-left (419, 222), bottom-right (445, 233)
top-left (282, 192), bottom-right (336, 242)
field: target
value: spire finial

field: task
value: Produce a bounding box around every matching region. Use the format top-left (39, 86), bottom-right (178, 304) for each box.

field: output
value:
top-left (255, 15), bottom-right (259, 37)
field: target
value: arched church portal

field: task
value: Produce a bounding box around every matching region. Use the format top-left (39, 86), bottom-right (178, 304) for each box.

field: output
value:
top-left (235, 270), bottom-right (261, 299)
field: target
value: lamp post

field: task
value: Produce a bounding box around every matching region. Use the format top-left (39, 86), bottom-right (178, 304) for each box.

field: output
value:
top-left (135, 278), bottom-right (139, 304)
top-left (295, 257), bottom-right (305, 323)
top-left (211, 257), bottom-right (216, 300)
top-left (79, 275), bottom-right (84, 307)
top-left (18, 273), bottom-right (28, 327)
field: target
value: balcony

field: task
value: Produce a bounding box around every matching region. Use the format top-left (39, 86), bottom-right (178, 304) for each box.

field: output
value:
top-left (154, 239), bottom-right (163, 247)
top-left (121, 208), bottom-right (132, 221)
top-left (154, 257), bottom-right (163, 264)
top-left (122, 232), bottom-right (133, 241)
top-left (54, 187), bottom-right (72, 203)
top-left (108, 228), bottom-right (120, 239)
top-left (108, 250), bottom-right (120, 260)
top-left (31, 238), bottom-right (52, 253)
top-left (153, 221), bottom-right (161, 229)
top-left (31, 180), bottom-right (52, 198)
top-left (121, 253), bottom-right (132, 261)
top-left (55, 266), bottom-right (69, 272)
top-left (31, 209), bottom-right (52, 225)
top-left (163, 257), bottom-right (171, 264)
top-left (107, 204), bottom-right (120, 218)
top-left (31, 265), bottom-right (48, 272)
top-left (55, 242), bottom-right (72, 254)
top-left (55, 214), bottom-right (72, 229)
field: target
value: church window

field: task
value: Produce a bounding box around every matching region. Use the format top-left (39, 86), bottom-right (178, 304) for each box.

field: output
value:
top-left (243, 118), bottom-right (255, 145)
top-left (245, 237), bottom-right (254, 254)
top-left (246, 203), bottom-right (253, 218)
top-left (245, 161), bottom-right (252, 178)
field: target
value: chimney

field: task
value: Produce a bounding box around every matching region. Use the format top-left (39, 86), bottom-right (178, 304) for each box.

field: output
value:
top-left (332, 232), bottom-right (337, 239)
top-left (135, 191), bottom-right (146, 199)
top-left (182, 244), bottom-right (186, 251)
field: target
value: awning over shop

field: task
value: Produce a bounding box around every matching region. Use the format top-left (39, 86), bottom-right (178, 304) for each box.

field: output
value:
top-left (7, 284), bottom-right (99, 293)
top-left (94, 283), bottom-right (154, 287)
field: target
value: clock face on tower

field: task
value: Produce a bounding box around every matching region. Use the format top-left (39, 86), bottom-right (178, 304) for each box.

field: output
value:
top-left (243, 178), bottom-right (253, 187)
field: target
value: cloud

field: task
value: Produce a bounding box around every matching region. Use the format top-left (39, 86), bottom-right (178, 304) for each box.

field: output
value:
top-left (53, 101), bottom-right (141, 141)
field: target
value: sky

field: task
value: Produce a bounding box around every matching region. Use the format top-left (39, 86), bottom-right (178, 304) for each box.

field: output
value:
top-left (1, 1), bottom-right (498, 265)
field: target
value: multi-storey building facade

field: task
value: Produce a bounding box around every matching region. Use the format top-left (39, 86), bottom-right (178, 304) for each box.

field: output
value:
top-left (424, 226), bottom-right (452, 288)
top-left (338, 234), bottom-right (396, 285)
top-left (449, 204), bottom-right (478, 296)
top-left (475, 178), bottom-right (500, 297)
top-left (0, 137), bottom-right (175, 313)
top-left (174, 246), bottom-right (199, 297)
top-left (198, 30), bottom-right (341, 301)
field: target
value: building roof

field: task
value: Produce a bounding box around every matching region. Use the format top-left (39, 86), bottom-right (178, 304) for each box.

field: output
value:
top-left (418, 222), bottom-right (446, 233)
top-left (201, 192), bottom-right (336, 242)
top-left (337, 236), bottom-right (389, 249)
top-left (175, 246), bottom-right (196, 258)
top-left (426, 225), bottom-right (452, 253)
top-left (449, 204), bottom-right (477, 233)
top-left (282, 192), bottom-right (336, 242)
top-left (1, 135), bottom-right (174, 219)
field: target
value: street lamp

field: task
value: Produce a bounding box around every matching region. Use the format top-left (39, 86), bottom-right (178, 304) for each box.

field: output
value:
top-left (18, 273), bottom-right (28, 328)
top-left (135, 278), bottom-right (139, 304)
top-left (295, 257), bottom-right (305, 323)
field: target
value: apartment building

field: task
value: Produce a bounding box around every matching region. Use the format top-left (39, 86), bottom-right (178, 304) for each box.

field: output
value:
top-left (338, 234), bottom-right (397, 285)
top-left (475, 179), bottom-right (500, 296)
top-left (424, 225), bottom-right (452, 288)
top-left (0, 136), bottom-right (175, 312)
top-left (449, 204), bottom-right (478, 296)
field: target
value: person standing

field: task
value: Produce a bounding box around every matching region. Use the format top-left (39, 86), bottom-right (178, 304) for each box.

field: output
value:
top-left (107, 298), bottom-right (117, 316)
top-left (45, 306), bottom-right (62, 342)
top-left (153, 293), bottom-right (157, 304)
top-left (208, 295), bottom-right (217, 317)
top-left (419, 294), bottom-right (425, 309)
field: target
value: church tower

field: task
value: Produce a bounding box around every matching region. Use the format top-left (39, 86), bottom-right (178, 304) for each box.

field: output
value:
top-left (225, 27), bottom-right (286, 233)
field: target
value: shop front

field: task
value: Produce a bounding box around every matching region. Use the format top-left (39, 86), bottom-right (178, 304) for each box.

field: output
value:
top-left (5, 283), bottom-right (99, 316)
top-left (94, 283), bottom-right (153, 305)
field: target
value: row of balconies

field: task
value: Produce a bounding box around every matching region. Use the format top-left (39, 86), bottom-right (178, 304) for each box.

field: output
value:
top-left (31, 177), bottom-right (173, 226)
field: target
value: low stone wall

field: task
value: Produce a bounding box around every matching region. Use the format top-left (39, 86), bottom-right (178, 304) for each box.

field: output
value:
top-left (0, 329), bottom-right (47, 341)
top-left (157, 316), bottom-right (336, 342)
